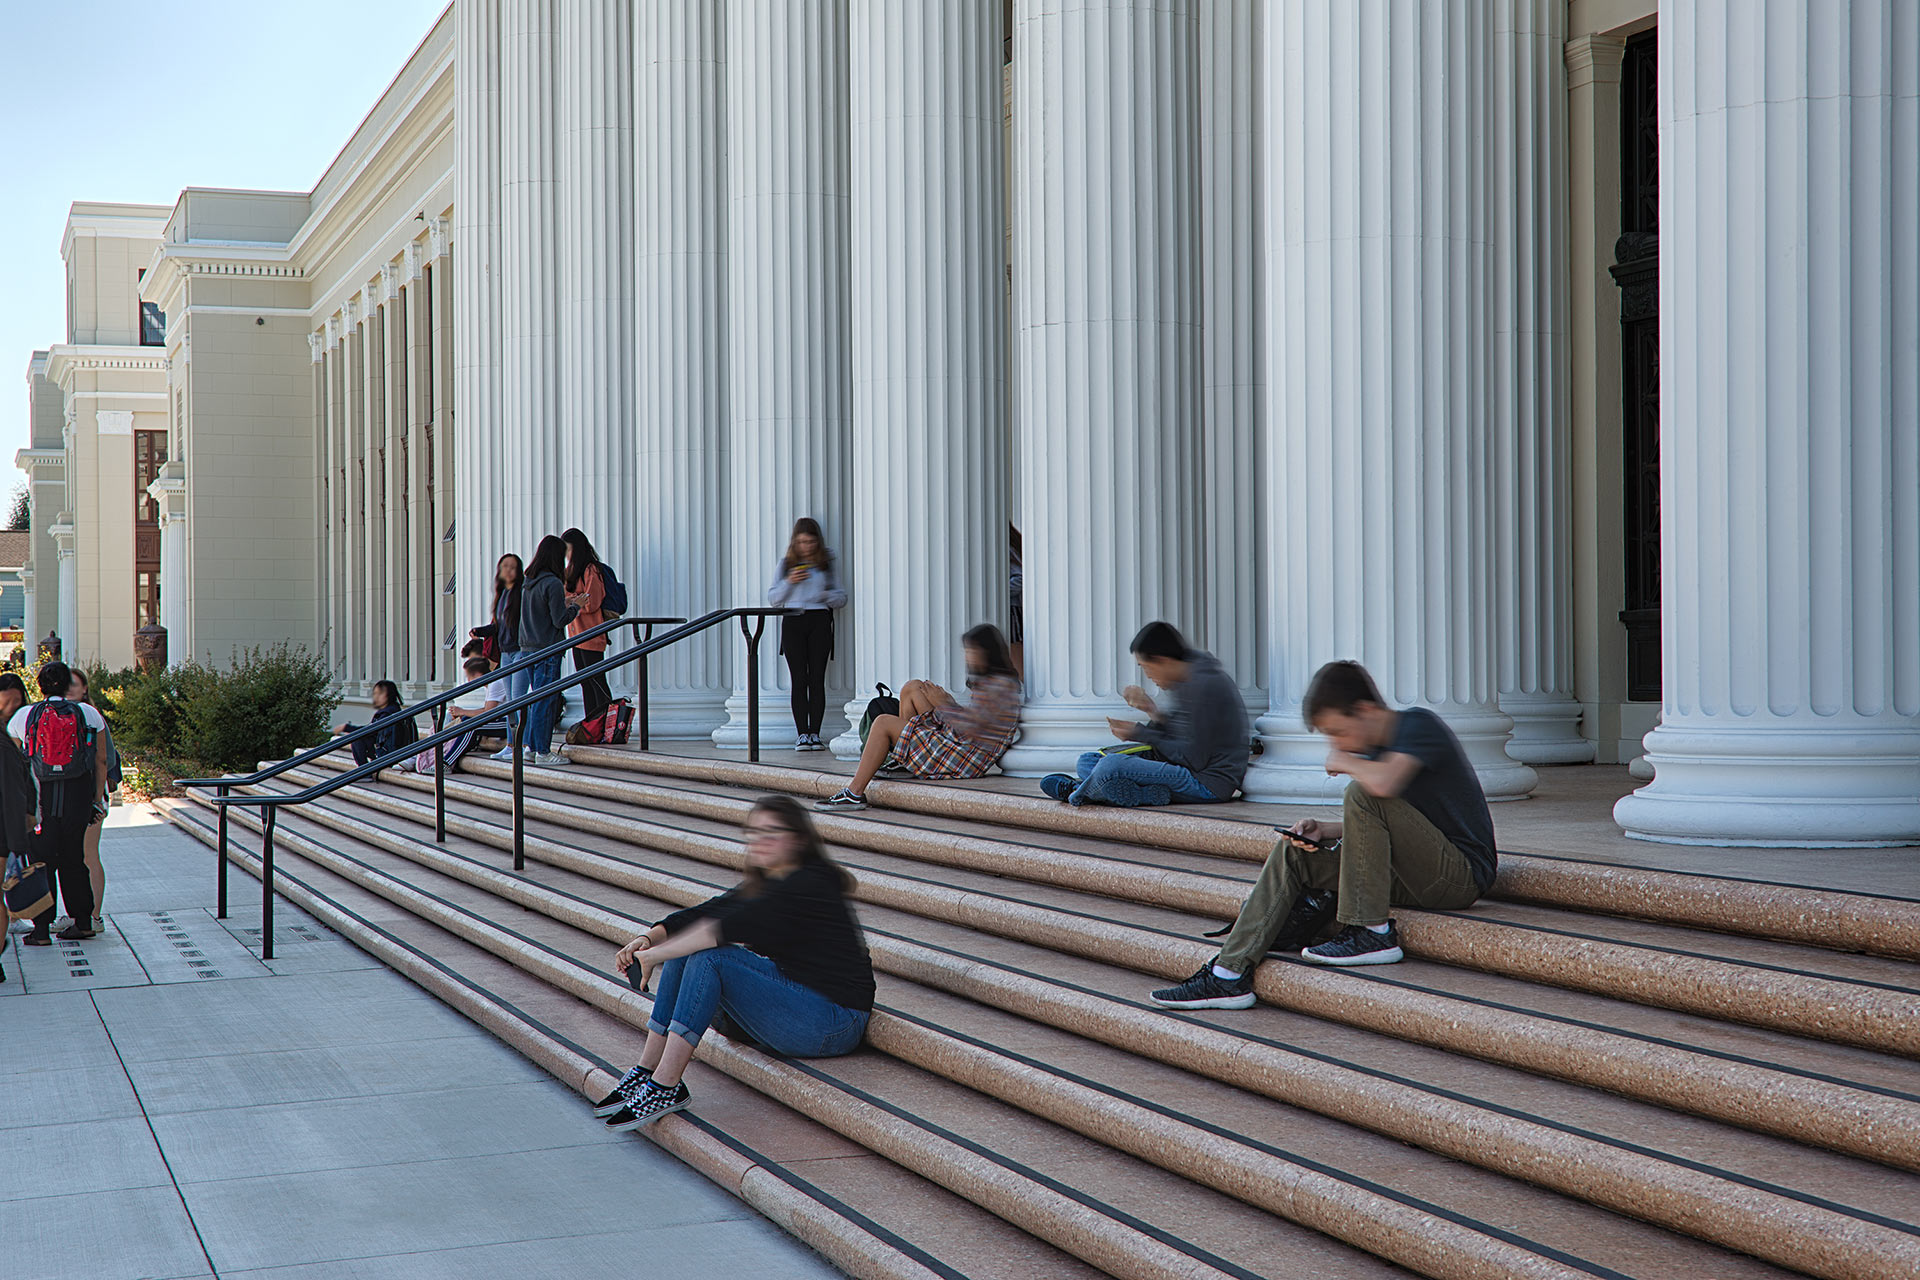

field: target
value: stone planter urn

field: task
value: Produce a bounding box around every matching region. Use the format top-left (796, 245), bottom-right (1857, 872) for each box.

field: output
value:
top-left (134, 623), bottom-right (168, 673)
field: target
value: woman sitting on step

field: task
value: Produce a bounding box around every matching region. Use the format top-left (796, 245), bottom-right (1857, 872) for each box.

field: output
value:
top-left (816, 624), bottom-right (1023, 813)
top-left (334, 681), bottom-right (419, 768)
top-left (596, 796), bottom-right (875, 1129)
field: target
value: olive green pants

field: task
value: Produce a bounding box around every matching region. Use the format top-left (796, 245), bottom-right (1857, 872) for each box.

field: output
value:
top-left (1216, 785), bottom-right (1482, 975)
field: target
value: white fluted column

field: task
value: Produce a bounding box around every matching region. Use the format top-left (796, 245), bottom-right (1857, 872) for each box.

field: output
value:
top-left (362, 296), bottom-right (388, 687)
top-left (325, 319), bottom-right (347, 683)
top-left (832, 0), bottom-right (1008, 758)
top-left (1616, 0), bottom-right (1920, 846)
top-left (715, 0), bottom-right (853, 750)
top-left (499, 0), bottom-right (562, 554)
top-left (54, 523), bottom-right (76, 660)
top-left (20, 568), bottom-right (35, 661)
top-left (1492, 0), bottom-right (1590, 765)
top-left (1198, 0), bottom-right (1266, 709)
top-left (342, 300), bottom-right (369, 692)
top-left (431, 224), bottom-right (458, 684)
top-left (561, 0), bottom-right (636, 700)
top-left (454, 0), bottom-right (501, 657)
top-left (635, 0), bottom-right (731, 738)
top-left (1245, 0), bottom-right (1536, 803)
top-left (404, 246), bottom-right (436, 697)
top-left (153, 462), bottom-right (187, 652)
top-left (382, 268), bottom-right (409, 686)
top-left (999, 0), bottom-right (1204, 777)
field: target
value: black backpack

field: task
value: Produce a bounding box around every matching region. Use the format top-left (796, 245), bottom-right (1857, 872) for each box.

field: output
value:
top-left (858, 683), bottom-right (899, 745)
top-left (598, 562), bottom-right (628, 617)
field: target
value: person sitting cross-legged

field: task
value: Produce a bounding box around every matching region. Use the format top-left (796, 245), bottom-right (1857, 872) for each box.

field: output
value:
top-left (596, 796), bottom-right (875, 1129)
top-left (1149, 659), bottom-right (1499, 1009)
top-left (816, 624), bottom-right (1022, 812)
top-left (1038, 621), bottom-right (1249, 808)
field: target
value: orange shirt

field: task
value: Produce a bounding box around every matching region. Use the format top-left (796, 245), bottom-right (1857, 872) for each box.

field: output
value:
top-left (567, 565), bottom-right (608, 651)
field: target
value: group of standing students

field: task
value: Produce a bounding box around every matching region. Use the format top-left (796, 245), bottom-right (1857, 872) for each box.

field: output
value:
top-left (1, 663), bottom-right (119, 974)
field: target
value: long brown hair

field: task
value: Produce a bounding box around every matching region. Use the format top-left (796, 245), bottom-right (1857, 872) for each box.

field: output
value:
top-left (781, 517), bottom-right (829, 573)
top-left (740, 794), bottom-right (855, 896)
top-left (492, 553), bottom-right (524, 621)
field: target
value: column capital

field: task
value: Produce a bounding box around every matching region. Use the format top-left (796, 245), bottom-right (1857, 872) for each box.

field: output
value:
top-left (406, 238), bottom-right (424, 280)
top-left (1564, 33), bottom-right (1627, 86)
top-left (326, 313), bottom-right (342, 346)
top-left (309, 331), bottom-right (325, 364)
top-left (343, 296), bottom-right (361, 327)
top-left (431, 215), bottom-right (450, 259)
top-left (380, 260), bottom-right (403, 301)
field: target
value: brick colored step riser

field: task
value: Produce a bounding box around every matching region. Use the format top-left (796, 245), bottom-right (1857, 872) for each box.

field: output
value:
top-left (288, 767), bottom-right (1920, 1174)
top-left (154, 801), bottom-right (953, 1280)
top-left (404, 762), bottom-right (1920, 1057)
top-left (192, 795), bottom-right (1920, 1280)
top-left (555, 749), bottom-right (1920, 960)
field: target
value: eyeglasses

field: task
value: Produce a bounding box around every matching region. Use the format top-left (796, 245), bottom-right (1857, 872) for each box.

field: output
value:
top-left (744, 823), bottom-right (790, 841)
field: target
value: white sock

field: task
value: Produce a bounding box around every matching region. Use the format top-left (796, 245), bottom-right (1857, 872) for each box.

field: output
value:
top-left (1211, 964), bottom-right (1241, 981)
top-left (1365, 922), bottom-right (1391, 935)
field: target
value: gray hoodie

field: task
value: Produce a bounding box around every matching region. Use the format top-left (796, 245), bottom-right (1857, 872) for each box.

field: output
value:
top-left (518, 571), bottom-right (580, 651)
top-left (1127, 650), bottom-right (1250, 800)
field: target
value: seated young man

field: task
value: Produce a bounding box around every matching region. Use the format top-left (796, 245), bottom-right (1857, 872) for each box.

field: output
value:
top-left (1039, 621), bottom-right (1249, 808)
top-left (1150, 659), bottom-right (1498, 1008)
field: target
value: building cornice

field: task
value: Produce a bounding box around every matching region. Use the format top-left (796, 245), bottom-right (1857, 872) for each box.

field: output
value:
top-left (14, 448), bottom-right (66, 473)
top-left (60, 204), bottom-right (171, 262)
top-left (43, 345), bottom-right (171, 391)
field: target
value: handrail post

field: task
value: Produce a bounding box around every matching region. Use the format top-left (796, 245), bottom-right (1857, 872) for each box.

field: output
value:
top-left (511, 705), bottom-right (526, 872)
top-left (432, 705), bottom-right (447, 844)
top-left (742, 613), bottom-right (769, 764)
top-left (260, 807), bottom-right (278, 961)
top-left (637, 620), bottom-right (653, 751)
top-left (215, 783), bottom-right (230, 919)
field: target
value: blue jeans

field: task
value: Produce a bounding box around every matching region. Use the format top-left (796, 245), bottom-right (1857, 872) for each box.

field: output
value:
top-left (522, 653), bottom-right (564, 750)
top-left (636, 946), bottom-right (869, 1056)
top-left (1072, 750), bottom-right (1218, 808)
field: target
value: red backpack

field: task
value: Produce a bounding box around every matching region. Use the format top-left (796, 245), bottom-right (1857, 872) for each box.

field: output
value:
top-left (24, 700), bottom-right (96, 832)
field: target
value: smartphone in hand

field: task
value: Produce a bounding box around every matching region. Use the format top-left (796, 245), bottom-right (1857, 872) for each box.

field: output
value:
top-left (1277, 826), bottom-right (1335, 852)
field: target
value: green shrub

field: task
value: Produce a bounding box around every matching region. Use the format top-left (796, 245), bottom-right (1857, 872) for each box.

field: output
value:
top-left (113, 663), bottom-right (213, 758)
top-left (177, 645), bottom-right (338, 773)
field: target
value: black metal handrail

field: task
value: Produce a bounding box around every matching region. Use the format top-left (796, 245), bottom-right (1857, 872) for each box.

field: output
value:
top-left (188, 606), bottom-right (795, 958)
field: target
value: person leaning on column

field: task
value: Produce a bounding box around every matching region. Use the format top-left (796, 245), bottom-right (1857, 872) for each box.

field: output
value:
top-left (1149, 660), bottom-right (1499, 1010)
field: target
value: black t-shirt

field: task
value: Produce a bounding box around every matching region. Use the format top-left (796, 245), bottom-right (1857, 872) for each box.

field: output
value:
top-left (1368, 708), bottom-right (1498, 891)
top-left (657, 862), bottom-right (876, 1012)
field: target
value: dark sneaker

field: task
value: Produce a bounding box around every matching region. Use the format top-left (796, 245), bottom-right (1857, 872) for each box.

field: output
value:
top-left (1039, 773), bottom-right (1077, 802)
top-left (875, 757), bottom-right (910, 777)
top-left (606, 1080), bottom-right (691, 1131)
top-left (592, 1064), bottom-right (652, 1117)
top-left (56, 924), bottom-right (96, 941)
top-left (1149, 965), bottom-right (1256, 1010)
top-left (1301, 922), bottom-right (1404, 966)
top-left (815, 788), bottom-right (868, 811)
top-left (1270, 890), bottom-right (1339, 954)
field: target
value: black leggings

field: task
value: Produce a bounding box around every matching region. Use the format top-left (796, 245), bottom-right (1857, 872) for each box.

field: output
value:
top-left (31, 781), bottom-right (95, 931)
top-left (574, 648), bottom-right (612, 722)
top-left (783, 611), bottom-right (833, 737)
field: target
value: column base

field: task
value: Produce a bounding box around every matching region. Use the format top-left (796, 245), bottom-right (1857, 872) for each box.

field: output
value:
top-left (637, 688), bottom-right (730, 742)
top-left (712, 685), bottom-right (853, 752)
top-left (1243, 707), bottom-right (1539, 804)
top-left (1501, 692), bottom-right (1598, 766)
top-left (1614, 724), bottom-right (1920, 847)
top-left (997, 700), bottom-right (1124, 778)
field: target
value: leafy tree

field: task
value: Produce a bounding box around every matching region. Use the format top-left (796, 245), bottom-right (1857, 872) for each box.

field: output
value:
top-left (6, 484), bottom-right (28, 532)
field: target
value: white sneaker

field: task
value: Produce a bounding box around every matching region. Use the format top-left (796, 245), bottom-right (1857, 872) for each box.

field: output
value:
top-left (532, 751), bottom-right (569, 767)
top-left (488, 747), bottom-right (516, 762)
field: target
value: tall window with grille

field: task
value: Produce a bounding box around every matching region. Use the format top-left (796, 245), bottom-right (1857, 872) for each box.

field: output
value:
top-left (135, 429), bottom-right (167, 627)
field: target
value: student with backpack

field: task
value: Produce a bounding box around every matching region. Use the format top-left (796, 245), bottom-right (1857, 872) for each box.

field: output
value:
top-left (10, 662), bottom-right (109, 944)
top-left (334, 680), bottom-right (420, 767)
top-left (518, 534), bottom-right (580, 766)
top-left (1150, 660), bottom-right (1497, 1010)
top-left (69, 669), bottom-right (120, 930)
top-left (562, 527), bottom-right (623, 725)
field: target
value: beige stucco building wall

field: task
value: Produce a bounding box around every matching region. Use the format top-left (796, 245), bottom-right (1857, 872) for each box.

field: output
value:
top-left (20, 351), bottom-right (67, 646)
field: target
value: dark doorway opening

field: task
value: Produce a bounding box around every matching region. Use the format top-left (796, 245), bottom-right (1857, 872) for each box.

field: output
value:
top-left (1612, 30), bottom-right (1660, 702)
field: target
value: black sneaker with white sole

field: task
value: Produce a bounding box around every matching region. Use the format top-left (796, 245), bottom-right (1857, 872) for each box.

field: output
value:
top-left (1300, 922), bottom-right (1404, 966)
top-left (605, 1080), bottom-right (692, 1131)
top-left (592, 1064), bottom-right (652, 1117)
top-left (815, 788), bottom-right (868, 811)
top-left (1148, 965), bottom-right (1256, 1010)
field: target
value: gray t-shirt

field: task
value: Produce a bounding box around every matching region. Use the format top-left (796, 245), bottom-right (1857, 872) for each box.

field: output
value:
top-left (1368, 707), bottom-right (1497, 891)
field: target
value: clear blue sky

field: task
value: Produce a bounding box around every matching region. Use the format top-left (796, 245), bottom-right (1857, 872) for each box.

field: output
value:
top-left (0, 0), bottom-right (450, 497)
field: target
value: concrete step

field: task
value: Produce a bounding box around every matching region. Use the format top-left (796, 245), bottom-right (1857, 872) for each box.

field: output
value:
top-left (172, 778), bottom-right (1920, 1280)
top-left (553, 747), bottom-right (1920, 960)
top-left (296, 757), bottom-right (1920, 1172)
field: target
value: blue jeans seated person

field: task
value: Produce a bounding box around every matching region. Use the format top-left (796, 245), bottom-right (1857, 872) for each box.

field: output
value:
top-left (630, 946), bottom-right (870, 1059)
top-left (1068, 747), bottom-right (1218, 808)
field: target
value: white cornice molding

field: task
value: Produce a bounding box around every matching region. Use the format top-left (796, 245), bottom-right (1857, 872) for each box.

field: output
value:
top-left (14, 448), bottom-right (66, 472)
top-left (43, 345), bottom-right (172, 391)
top-left (60, 207), bottom-right (171, 262)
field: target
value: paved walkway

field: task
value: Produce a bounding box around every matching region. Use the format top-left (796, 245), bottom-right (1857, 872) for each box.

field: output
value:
top-left (1, 807), bottom-right (841, 1280)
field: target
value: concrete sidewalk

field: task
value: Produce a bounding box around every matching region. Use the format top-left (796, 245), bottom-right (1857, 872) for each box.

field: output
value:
top-left (1, 808), bottom-right (842, 1280)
